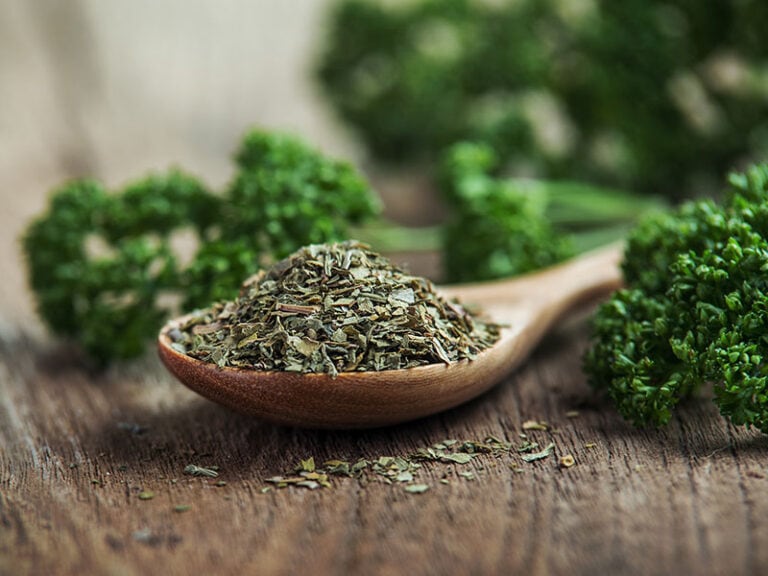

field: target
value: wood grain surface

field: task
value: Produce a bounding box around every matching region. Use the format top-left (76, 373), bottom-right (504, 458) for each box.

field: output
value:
top-left (2, 317), bottom-right (767, 576)
top-left (2, 2), bottom-right (767, 574)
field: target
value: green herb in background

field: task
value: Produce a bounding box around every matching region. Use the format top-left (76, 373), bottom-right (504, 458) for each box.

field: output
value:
top-left (440, 141), bottom-right (573, 282)
top-left (174, 241), bottom-right (500, 374)
top-left (439, 141), bottom-right (664, 282)
top-left (317, 0), bottom-right (768, 199)
top-left (22, 129), bottom-right (379, 364)
top-left (22, 171), bottom-right (215, 363)
top-left (583, 163), bottom-right (768, 433)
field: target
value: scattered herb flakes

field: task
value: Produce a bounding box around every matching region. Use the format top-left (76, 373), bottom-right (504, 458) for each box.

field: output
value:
top-left (522, 420), bottom-right (549, 431)
top-left (215, 481), bottom-right (228, 487)
top-left (565, 410), bottom-right (580, 419)
top-left (584, 442), bottom-right (597, 449)
top-left (457, 436), bottom-right (511, 456)
top-left (395, 471), bottom-right (414, 483)
top-left (269, 454), bottom-right (407, 491)
top-left (183, 464), bottom-right (219, 478)
top-left (521, 442), bottom-right (556, 463)
top-left (404, 484), bottom-right (430, 494)
top-left (174, 505), bottom-right (192, 513)
top-left (316, 474), bottom-right (334, 488)
top-left (262, 434), bottom-right (561, 492)
top-left (138, 491), bottom-right (155, 500)
top-left (440, 452), bottom-right (475, 465)
top-left (516, 440), bottom-right (539, 453)
top-left (177, 241), bottom-right (501, 375)
top-left (266, 467), bottom-right (333, 490)
top-left (323, 460), bottom-right (352, 476)
top-left (559, 455), bottom-right (576, 468)
top-left (266, 477), bottom-right (292, 488)
top-left (376, 456), bottom-right (394, 467)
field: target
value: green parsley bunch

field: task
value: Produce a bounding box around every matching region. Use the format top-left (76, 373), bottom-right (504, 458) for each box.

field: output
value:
top-left (584, 163), bottom-right (768, 432)
top-left (23, 130), bottom-right (378, 364)
top-left (440, 141), bottom-right (664, 282)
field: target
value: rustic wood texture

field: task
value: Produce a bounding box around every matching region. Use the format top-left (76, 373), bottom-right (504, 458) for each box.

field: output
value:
top-left (3, 318), bottom-right (768, 576)
top-left (2, 2), bottom-right (768, 575)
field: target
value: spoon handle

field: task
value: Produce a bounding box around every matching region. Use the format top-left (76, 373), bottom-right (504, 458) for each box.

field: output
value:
top-left (445, 242), bottom-right (623, 302)
top-left (506, 241), bottom-right (624, 311)
top-left (443, 242), bottom-right (624, 335)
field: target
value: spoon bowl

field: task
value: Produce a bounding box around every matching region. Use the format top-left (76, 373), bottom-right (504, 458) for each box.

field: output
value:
top-left (158, 244), bottom-right (623, 428)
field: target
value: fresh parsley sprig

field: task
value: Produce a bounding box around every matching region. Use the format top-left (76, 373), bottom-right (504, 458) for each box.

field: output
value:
top-left (584, 163), bottom-right (768, 432)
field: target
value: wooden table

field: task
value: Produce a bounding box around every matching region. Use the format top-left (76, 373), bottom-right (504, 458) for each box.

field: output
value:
top-left (2, 309), bottom-right (766, 576)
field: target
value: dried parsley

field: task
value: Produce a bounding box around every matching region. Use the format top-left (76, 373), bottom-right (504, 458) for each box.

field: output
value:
top-left (404, 484), bottom-right (430, 494)
top-left (522, 420), bottom-right (549, 431)
top-left (520, 442), bottom-right (556, 463)
top-left (174, 241), bottom-right (501, 375)
top-left (183, 464), bottom-right (219, 478)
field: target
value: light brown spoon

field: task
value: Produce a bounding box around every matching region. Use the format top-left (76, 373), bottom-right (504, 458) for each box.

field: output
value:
top-left (158, 243), bottom-right (623, 428)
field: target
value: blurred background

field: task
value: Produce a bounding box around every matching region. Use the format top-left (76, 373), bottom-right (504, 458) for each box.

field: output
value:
top-left (3, 0), bottom-right (767, 353)
top-left (1, 0), bottom-right (351, 328)
top-left (1, 0), bottom-right (351, 181)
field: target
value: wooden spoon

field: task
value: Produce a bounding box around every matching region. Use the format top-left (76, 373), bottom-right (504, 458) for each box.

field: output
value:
top-left (158, 243), bottom-right (623, 428)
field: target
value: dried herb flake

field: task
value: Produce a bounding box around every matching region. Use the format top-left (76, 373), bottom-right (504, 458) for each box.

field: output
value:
top-left (521, 442), bottom-right (556, 463)
top-left (183, 464), bottom-right (219, 478)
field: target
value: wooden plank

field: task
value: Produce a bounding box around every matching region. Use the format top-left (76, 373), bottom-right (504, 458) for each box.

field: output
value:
top-left (1, 321), bottom-right (766, 576)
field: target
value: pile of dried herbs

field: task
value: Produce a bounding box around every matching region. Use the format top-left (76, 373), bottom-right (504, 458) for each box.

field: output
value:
top-left (171, 241), bottom-right (501, 374)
